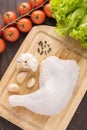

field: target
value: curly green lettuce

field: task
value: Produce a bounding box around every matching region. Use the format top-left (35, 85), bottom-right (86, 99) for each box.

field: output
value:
top-left (50, 0), bottom-right (87, 48)
top-left (70, 15), bottom-right (87, 48)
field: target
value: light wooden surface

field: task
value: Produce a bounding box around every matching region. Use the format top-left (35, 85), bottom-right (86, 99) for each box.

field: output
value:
top-left (0, 25), bottom-right (87, 130)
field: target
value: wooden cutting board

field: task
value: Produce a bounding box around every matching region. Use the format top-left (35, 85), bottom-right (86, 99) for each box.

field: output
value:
top-left (0, 25), bottom-right (87, 130)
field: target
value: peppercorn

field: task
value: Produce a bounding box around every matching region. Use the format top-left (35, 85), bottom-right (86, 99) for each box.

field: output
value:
top-left (37, 40), bottom-right (52, 55)
top-left (37, 48), bottom-right (40, 53)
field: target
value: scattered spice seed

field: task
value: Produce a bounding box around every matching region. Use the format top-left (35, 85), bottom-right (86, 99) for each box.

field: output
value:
top-left (48, 50), bottom-right (49, 53)
top-left (37, 48), bottom-right (40, 53)
top-left (49, 48), bottom-right (51, 51)
top-left (45, 51), bottom-right (47, 55)
top-left (44, 41), bottom-right (47, 43)
top-left (40, 41), bottom-right (43, 44)
top-left (38, 42), bottom-right (40, 45)
top-left (40, 51), bottom-right (43, 55)
top-left (24, 60), bottom-right (27, 63)
top-left (37, 40), bottom-right (52, 55)
top-left (38, 41), bottom-right (43, 46)
top-left (41, 47), bottom-right (43, 50)
top-left (40, 41), bottom-right (42, 43)
top-left (47, 44), bottom-right (50, 47)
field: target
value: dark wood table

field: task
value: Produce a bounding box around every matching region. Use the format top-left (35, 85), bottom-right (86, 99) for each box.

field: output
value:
top-left (0, 0), bottom-right (87, 130)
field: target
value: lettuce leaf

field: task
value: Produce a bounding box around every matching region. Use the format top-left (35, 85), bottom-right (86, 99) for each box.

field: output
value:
top-left (70, 15), bottom-right (87, 48)
top-left (50, 0), bottom-right (87, 48)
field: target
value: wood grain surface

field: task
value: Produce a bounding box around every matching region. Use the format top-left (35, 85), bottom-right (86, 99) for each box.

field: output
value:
top-left (0, 0), bottom-right (87, 130)
top-left (0, 25), bottom-right (87, 130)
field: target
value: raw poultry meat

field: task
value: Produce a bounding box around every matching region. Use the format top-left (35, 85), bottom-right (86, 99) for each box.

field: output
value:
top-left (9, 56), bottom-right (80, 115)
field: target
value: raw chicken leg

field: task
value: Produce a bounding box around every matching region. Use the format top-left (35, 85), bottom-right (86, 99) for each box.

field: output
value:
top-left (9, 56), bottom-right (80, 115)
